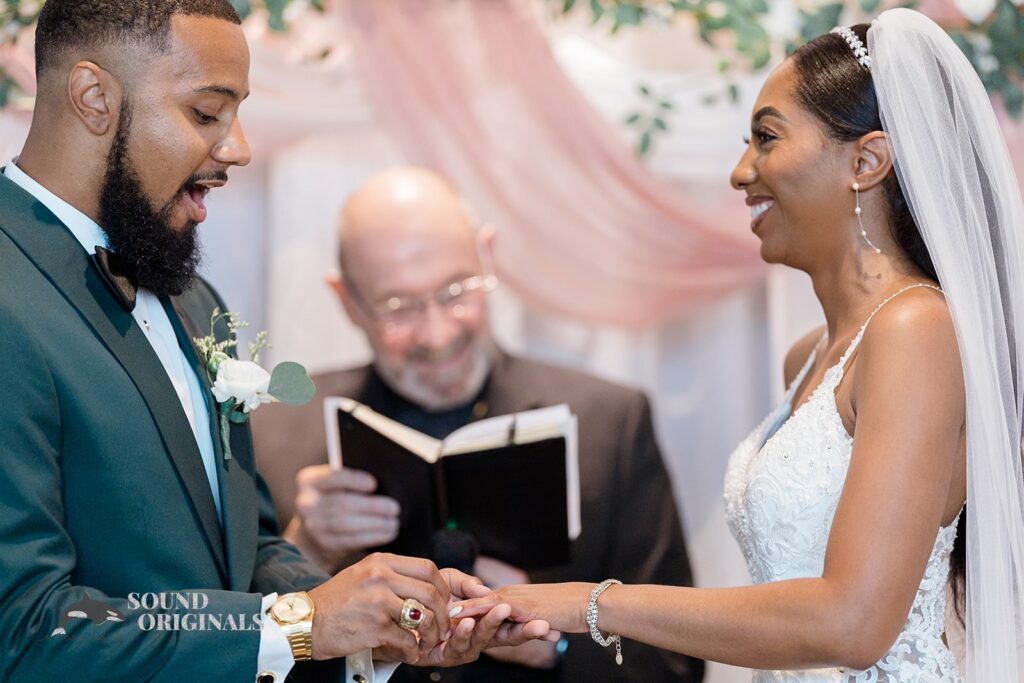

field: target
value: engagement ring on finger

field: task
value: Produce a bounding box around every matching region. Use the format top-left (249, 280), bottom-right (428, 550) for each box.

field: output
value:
top-left (399, 598), bottom-right (427, 631)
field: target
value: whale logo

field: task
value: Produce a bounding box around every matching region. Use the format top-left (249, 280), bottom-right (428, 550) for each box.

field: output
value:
top-left (51, 593), bottom-right (125, 637)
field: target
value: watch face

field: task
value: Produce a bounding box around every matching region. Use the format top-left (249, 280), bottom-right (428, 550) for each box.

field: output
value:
top-left (272, 594), bottom-right (312, 623)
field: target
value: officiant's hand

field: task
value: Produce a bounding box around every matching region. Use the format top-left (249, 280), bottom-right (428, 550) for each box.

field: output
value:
top-left (285, 464), bottom-right (401, 572)
top-left (473, 556), bottom-right (560, 669)
top-left (307, 553), bottom-right (451, 661)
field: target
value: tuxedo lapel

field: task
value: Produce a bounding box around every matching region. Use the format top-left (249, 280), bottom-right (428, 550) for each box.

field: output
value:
top-left (0, 176), bottom-right (229, 580)
top-left (166, 296), bottom-right (258, 591)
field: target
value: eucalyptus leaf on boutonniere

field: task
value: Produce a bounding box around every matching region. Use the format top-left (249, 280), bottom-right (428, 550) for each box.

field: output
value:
top-left (193, 308), bottom-right (315, 461)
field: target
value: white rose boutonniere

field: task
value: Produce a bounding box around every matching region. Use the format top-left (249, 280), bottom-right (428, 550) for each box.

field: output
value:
top-left (211, 359), bottom-right (273, 412)
top-left (194, 308), bottom-right (315, 461)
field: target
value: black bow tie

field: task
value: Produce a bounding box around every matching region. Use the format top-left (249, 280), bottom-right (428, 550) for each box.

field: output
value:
top-left (92, 246), bottom-right (138, 312)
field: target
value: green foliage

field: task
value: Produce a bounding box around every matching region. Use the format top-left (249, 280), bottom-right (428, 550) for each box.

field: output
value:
top-left (798, 3), bottom-right (844, 44)
top-left (550, 0), bottom-right (1024, 156)
top-left (230, 0), bottom-right (254, 19)
top-left (0, 77), bottom-right (12, 109)
top-left (268, 362), bottom-right (316, 405)
top-left (264, 0), bottom-right (289, 32)
top-left (624, 82), bottom-right (676, 156)
top-left (0, 0), bottom-right (324, 111)
top-left (0, 0), bottom-right (40, 28)
top-left (0, 0), bottom-right (319, 31)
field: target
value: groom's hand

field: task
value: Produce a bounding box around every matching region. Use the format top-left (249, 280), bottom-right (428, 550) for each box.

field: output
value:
top-left (307, 553), bottom-right (450, 662)
top-left (373, 568), bottom-right (557, 668)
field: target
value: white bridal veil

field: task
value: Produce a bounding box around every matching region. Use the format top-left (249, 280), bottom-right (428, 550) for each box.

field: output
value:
top-left (870, 9), bottom-right (1024, 680)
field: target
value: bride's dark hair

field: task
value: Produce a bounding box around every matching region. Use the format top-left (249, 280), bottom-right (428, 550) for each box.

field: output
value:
top-left (790, 24), bottom-right (967, 622)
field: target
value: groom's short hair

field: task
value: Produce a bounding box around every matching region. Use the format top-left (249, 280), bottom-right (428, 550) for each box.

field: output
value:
top-left (35, 0), bottom-right (241, 74)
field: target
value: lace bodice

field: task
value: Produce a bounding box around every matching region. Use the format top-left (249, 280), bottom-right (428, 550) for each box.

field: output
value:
top-left (723, 284), bottom-right (963, 682)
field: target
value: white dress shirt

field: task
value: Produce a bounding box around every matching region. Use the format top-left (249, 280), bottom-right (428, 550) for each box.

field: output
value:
top-left (2, 162), bottom-right (395, 683)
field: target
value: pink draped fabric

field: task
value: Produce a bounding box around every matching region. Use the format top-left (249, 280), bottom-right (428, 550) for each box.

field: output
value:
top-left (338, 0), bottom-right (766, 328)
top-left (0, 43), bottom-right (36, 97)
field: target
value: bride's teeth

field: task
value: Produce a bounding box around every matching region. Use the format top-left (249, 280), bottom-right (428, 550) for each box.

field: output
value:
top-left (751, 201), bottom-right (773, 219)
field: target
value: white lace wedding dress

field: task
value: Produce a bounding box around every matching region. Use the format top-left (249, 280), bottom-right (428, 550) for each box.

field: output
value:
top-left (724, 285), bottom-right (963, 682)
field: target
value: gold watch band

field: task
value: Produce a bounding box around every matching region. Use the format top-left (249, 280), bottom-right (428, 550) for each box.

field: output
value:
top-left (280, 620), bottom-right (313, 661)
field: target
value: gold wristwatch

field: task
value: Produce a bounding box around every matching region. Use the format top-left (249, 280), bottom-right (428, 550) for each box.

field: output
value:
top-left (268, 592), bottom-right (316, 661)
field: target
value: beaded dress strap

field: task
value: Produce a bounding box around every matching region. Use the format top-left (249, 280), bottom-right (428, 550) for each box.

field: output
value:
top-left (836, 283), bottom-right (945, 368)
top-left (786, 336), bottom-right (823, 395)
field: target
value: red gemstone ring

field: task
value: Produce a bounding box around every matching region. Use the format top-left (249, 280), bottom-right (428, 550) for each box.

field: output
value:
top-left (399, 598), bottom-right (427, 631)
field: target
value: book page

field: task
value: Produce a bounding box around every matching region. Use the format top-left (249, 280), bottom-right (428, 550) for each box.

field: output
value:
top-left (441, 404), bottom-right (571, 456)
top-left (323, 397), bottom-right (443, 467)
top-left (565, 414), bottom-right (581, 540)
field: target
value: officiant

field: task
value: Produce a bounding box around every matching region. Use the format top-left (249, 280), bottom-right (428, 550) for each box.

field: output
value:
top-left (253, 166), bottom-right (703, 682)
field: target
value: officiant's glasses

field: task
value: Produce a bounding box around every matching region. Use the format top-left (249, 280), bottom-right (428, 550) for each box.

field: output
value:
top-left (347, 273), bottom-right (498, 335)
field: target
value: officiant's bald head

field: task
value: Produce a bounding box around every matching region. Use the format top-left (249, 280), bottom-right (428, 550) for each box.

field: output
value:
top-left (336, 167), bottom-right (478, 272)
top-left (329, 167), bottom-right (497, 411)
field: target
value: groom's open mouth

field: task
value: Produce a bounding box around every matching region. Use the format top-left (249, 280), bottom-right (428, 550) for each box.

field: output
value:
top-left (180, 173), bottom-right (228, 224)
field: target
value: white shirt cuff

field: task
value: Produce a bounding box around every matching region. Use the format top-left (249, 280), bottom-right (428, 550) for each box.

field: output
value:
top-left (346, 650), bottom-right (400, 682)
top-left (256, 594), bottom-right (400, 683)
top-left (256, 593), bottom-right (295, 682)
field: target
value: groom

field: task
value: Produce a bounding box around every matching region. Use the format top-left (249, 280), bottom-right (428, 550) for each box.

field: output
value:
top-left (0, 1), bottom-right (545, 681)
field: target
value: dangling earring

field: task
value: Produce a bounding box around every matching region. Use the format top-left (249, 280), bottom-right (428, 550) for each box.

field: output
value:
top-left (853, 181), bottom-right (882, 254)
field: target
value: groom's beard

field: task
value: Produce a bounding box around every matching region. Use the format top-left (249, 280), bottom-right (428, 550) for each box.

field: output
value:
top-left (98, 99), bottom-right (202, 297)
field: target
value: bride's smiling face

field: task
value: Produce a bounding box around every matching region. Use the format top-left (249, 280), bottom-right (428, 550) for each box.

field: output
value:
top-left (730, 59), bottom-right (853, 271)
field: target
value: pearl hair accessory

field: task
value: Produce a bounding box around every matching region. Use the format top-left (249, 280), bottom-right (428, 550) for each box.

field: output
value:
top-left (853, 181), bottom-right (882, 254)
top-left (831, 26), bottom-right (872, 69)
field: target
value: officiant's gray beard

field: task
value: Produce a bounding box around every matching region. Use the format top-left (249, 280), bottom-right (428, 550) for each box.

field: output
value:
top-left (375, 338), bottom-right (495, 412)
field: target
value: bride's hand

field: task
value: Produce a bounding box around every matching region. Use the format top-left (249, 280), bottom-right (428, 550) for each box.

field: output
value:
top-left (451, 582), bottom-right (592, 634)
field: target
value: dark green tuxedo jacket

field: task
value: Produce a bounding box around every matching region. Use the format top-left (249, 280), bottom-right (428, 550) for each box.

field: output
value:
top-left (0, 173), bottom-right (337, 681)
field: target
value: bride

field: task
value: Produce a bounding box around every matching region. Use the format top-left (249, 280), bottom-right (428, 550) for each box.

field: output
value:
top-left (456, 9), bottom-right (1024, 680)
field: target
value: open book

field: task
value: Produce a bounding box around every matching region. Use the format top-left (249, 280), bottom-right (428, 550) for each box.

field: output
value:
top-left (324, 397), bottom-right (580, 570)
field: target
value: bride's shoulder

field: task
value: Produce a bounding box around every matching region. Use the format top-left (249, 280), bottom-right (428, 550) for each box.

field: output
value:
top-left (861, 287), bottom-right (954, 355)
top-left (857, 286), bottom-right (960, 385)
top-left (783, 325), bottom-right (826, 387)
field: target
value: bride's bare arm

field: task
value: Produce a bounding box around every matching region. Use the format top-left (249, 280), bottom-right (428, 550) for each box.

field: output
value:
top-left (458, 293), bottom-right (966, 671)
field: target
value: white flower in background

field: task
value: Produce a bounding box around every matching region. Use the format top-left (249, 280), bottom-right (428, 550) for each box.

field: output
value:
top-left (212, 359), bottom-right (273, 413)
top-left (764, 0), bottom-right (801, 42)
top-left (794, 0), bottom-right (838, 9)
top-left (706, 1), bottom-right (728, 20)
top-left (977, 53), bottom-right (999, 73)
top-left (967, 33), bottom-right (999, 74)
top-left (652, 2), bottom-right (675, 21)
top-left (969, 33), bottom-right (993, 53)
top-left (953, 0), bottom-right (997, 23)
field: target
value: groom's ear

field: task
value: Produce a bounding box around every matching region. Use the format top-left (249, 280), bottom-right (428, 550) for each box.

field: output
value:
top-left (67, 61), bottom-right (120, 137)
top-left (852, 131), bottom-right (893, 192)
